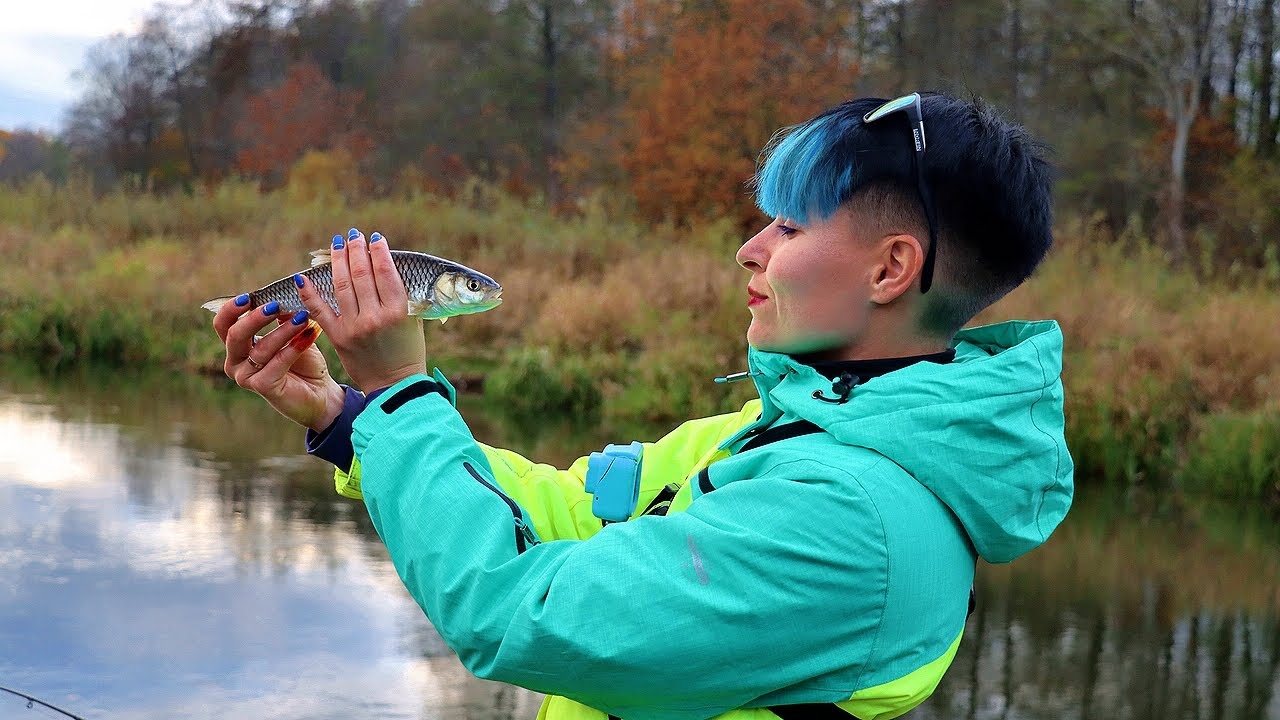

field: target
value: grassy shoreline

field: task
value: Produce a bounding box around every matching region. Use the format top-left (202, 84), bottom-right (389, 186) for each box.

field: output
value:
top-left (2, 181), bottom-right (1277, 502)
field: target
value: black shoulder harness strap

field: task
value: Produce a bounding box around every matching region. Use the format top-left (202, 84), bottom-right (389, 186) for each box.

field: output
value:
top-left (612, 708), bottom-right (862, 720)
top-left (767, 704), bottom-right (865, 720)
top-left (738, 420), bottom-right (824, 454)
top-left (698, 420), bottom-right (826, 495)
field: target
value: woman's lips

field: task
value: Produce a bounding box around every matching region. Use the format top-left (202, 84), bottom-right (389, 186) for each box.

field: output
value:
top-left (748, 288), bottom-right (767, 307)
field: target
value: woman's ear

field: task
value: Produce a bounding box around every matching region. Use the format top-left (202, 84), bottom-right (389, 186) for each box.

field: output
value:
top-left (869, 233), bottom-right (925, 305)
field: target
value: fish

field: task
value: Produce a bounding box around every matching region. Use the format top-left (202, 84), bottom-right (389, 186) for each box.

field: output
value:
top-left (201, 248), bottom-right (503, 323)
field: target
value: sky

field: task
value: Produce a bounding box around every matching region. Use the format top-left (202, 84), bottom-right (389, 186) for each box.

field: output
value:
top-left (0, 0), bottom-right (163, 133)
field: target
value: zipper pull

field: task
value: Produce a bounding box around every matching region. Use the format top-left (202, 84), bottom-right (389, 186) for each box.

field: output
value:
top-left (516, 518), bottom-right (539, 548)
top-left (713, 371), bottom-right (752, 384)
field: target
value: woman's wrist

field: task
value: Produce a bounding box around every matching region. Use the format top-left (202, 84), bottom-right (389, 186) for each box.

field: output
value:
top-left (356, 364), bottom-right (428, 395)
top-left (308, 381), bottom-right (349, 434)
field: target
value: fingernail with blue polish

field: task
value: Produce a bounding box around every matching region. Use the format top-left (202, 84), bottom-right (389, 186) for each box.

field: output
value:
top-left (293, 273), bottom-right (305, 289)
top-left (332, 234), bottom-right (344, 250)
top-left (370, 232), bottom-right (383, 243)
top-left (291, 310), bottom-right (309, 326)
top-left (234, 293), bottom-right (250, 307)
top-left (262, 301), bottom-right (280, 315)
top-left (348, 227), bottom-right (360, 240)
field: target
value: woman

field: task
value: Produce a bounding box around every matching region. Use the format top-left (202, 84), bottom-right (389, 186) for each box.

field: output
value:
top-left (212, 92), bottom-right (1072, 720)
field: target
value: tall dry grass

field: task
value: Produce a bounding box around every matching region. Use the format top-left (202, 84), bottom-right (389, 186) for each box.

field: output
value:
top-left (981, 220), bottom-right (1280, 498)
top-left (1, 181), bottom-right (1277, 499)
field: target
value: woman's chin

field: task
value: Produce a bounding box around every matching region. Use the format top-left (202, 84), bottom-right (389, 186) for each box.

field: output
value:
top-left (750, 331), bottom-right (851, 359)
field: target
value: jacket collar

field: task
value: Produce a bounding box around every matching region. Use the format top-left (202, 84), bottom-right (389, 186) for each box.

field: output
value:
top-left (804, 349), bottom-right (956, 383)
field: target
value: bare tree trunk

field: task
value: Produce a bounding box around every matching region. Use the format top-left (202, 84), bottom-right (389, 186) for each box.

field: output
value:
top-left (1010, 0), bottom-right (1023, 118)
top-left (1259, 0), bottom-right (1277, 157)
top-left (539, 0), bottom-right (561, 205)
top-left (894, 1), bottom-right (908, 89)
top-left (157, 27), bottom-right (201, 182)
top-left (852, 0), bottom-right (866, 69)
top-left (1227, 0), bottom-right (1251, 131)
top-left (1168, 85), bottom-right (1195, 263)
top-left (1162, 0), bottom-right (1216, 263)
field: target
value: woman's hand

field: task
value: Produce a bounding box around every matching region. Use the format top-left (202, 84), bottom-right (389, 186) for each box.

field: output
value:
top-left (214, 297), bottom-right (346, 433)
top-left (296, 228), bottom-right (427, 393)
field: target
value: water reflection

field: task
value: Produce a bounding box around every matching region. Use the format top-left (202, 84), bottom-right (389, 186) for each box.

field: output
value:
top-left (1, 362), bottom-right (1278, 719)
top-left (919, 493), bottom-right (1280, 720)
top-left (0, 363), bottom-right (544, 719)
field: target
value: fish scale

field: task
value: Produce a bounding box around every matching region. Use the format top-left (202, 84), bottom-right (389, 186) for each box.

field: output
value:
top-left (203, 249), bottom-right (501, 320)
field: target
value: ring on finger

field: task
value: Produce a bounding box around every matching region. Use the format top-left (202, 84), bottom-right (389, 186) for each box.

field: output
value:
top-left (246, 356), bottom-right (264, 370)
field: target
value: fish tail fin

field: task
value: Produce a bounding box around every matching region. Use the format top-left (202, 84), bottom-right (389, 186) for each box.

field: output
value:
top-left (201, 296), bottom-right (234, 313)
top-left (309, 248), bottom-right (332, 267)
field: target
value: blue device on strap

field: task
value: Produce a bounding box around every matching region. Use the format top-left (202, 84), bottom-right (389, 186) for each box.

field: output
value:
top-left (583, 441), bottom-right (643, 523)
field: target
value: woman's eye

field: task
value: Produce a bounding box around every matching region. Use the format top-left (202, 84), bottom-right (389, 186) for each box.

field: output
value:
top-left (778, 224), bottom-right (798, 237)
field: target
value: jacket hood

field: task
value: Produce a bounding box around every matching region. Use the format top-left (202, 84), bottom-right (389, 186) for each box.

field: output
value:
top-left (742, 320), bottom-right (1074, 563)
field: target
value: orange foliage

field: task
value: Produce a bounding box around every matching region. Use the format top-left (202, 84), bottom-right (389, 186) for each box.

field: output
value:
top-left (1147, 106), bottom-right (1240, 224)
top-left (235, 62), bottom-right (373, 188)
top-left (149, 126), bottom-right (193, 187)
top-left (416, 146), bottom-right (470, 199)
top-left (0, 129), bottom-right (10, 164)
top-left (617, 0), bottom-right (857, 229)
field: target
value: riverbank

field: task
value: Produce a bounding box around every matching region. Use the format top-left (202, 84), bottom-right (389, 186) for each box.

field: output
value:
top-left (2, 181), bottom-right (1277, 502)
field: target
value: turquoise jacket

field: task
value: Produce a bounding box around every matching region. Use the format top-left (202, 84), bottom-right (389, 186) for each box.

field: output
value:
top-left (342, 320), bottom-right (1074, 720)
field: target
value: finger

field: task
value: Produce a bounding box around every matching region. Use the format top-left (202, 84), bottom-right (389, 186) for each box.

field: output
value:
top-left (294, 271), bottom-right (340, 336)
top-left (330, 232), bottom-right (358, 317)
top-left (224, 300), bottom-right (285, 372)
top-left (368, 232), bottom-right (407, 313)
top-left (344, 227), bottom-right (381, 312)
top-left (212, 293), bottom-right (253, 342)
top-left (257, 319), bottom-right (325, 383)
top-left (245, 308), bottom-right (310, 368)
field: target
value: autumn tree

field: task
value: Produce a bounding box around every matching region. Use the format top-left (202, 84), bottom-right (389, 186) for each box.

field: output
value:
top-left (234, 61), bottom-right (371, 188)
top-left (65, 32), bottom-right (180, 186)
top-left (0, 131), bottom-right (71, 184)
top-left (1074, 0), bottom-right (1227, 261)
top-left (46, 0), bottom-right (1280, 269)
top-left (620, 0), bottom-right (858, 228)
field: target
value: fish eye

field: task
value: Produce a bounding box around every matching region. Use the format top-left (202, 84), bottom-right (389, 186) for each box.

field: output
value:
top-left (467, 279), bottom-right (480, 292)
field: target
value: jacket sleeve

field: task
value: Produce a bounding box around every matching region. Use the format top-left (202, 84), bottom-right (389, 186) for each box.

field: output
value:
top-left (353, 375), bottom-right (891, 720)
top-left (335, 372), bottom-right (756, 542)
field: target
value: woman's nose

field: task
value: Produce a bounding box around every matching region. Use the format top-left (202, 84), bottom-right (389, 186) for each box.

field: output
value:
top-left (736, 230), bottom-right (769, 271)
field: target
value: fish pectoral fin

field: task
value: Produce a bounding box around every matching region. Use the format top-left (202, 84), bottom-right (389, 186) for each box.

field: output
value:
top-left (310, 248), bottom-right (333, 267)
top-left (407, 298), bottom-right (435, 317)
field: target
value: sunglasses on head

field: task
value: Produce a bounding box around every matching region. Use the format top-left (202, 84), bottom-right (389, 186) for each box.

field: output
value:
top-left (862, 93), bottom-right (938, 294)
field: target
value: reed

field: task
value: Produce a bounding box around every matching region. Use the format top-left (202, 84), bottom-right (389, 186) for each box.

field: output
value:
top-left (2, 182), bottom-right (1277, 499)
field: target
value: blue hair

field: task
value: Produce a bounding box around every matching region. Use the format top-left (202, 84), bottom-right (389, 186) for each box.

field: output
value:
top-left (754, 103), bottom-right (881, 225)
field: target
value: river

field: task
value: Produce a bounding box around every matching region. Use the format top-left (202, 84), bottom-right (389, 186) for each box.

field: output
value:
top-left (1, 363), bottom-right (1277, 720)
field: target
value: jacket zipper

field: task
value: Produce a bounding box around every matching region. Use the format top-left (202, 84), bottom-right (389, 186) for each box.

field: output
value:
top-left (464, 461), bottom-right (537, 554)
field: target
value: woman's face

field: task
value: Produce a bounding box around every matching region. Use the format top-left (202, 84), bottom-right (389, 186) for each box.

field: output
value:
top-left (735, 209), bottom-right (877, 359)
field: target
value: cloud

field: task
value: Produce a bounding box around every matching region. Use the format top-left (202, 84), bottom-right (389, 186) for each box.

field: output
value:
top-left (0, 1), bottom-right (162, 129)
top-left (1, 1), bottom-right (159, 39)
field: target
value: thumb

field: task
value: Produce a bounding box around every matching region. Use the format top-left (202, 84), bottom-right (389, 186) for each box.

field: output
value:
top-left (294, 273), bottom-right (340, 334)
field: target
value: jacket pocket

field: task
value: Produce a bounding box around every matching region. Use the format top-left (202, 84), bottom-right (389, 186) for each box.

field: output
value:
top-left (464, 461), bottom-right (539, 554)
